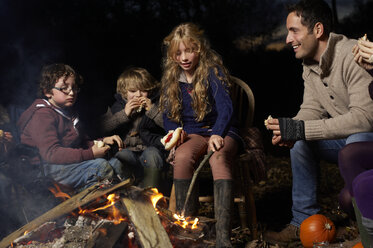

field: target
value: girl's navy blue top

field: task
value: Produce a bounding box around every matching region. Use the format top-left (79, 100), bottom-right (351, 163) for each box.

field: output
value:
top-left (163, 69), bottom-right (241, 143)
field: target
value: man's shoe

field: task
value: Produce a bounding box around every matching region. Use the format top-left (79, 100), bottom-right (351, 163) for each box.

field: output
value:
top-left (263, 224), bottom-right (300, 245)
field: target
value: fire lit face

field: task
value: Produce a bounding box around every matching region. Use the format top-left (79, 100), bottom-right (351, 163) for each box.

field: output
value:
top-left (45, 76), bottom-right (78, 109)
top-left (175, 42), bottom-right (200, 77)
top-left (286, 12), bottom-right (319, 61)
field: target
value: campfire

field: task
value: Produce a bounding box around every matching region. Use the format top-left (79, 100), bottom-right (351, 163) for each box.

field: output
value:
top-left (0, 179), bottom-right (216, 248)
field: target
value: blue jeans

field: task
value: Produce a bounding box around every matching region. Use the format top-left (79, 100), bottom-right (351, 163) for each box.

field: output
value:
top-left (290, 132), bottom-right (373, 227)
top-left (0, 172), bottom-right (13, 205)
top-left (43, 157), bottom-right (123, 191)
top-left (115, 147), bottom-right (165, 184)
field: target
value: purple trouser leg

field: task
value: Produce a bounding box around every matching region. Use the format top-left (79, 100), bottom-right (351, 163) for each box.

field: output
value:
top-left (338, 142), bottom-right (373, 195)
top-left (353, 169), bottom-right (373, 220)
top-left (338, 142), bottom-right (373, 215)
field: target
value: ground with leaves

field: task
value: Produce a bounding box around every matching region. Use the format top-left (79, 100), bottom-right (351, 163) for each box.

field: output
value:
top-left (199, 154), bottom-right (362, 248)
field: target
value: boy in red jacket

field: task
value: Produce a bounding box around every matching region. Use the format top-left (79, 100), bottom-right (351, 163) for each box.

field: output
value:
top-left (17, 63), bottom-right (126, 191)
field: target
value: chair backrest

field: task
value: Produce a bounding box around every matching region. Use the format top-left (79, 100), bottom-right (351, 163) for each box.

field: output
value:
top-left (230, 76), bottom-right (255, 129)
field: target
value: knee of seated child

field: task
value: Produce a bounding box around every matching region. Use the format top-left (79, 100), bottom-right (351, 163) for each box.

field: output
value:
top-left (96, 159), bottom-right (115, 179)
top-left (115, 148), bottom-right (136, 161)
top-left (141, 147), bottom-right (165, 169)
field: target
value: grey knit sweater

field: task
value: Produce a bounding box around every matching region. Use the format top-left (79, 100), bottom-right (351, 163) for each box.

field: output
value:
top-left (100, 102), bottom-right (163, 151)
top-left (294, 33), bottom-right (373, 140)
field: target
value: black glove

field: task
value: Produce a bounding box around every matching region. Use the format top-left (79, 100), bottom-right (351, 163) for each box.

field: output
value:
top-left (278, 118), bottom-right (305, 141)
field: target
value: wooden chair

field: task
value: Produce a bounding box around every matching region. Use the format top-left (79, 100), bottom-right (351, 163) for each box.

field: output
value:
top-left (168, 76), bottom-right (258, 239)
top-left (229, 76), bottom-right (258, 239)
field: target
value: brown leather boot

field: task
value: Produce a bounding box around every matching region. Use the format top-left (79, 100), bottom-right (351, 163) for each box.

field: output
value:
top-left (263, 224), bottom-right (300, 245)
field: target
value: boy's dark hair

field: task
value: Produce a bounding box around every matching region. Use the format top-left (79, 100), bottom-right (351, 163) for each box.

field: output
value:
top-left (287, 0), bottom-right (333, 35)
top-left (38, 63), bottom-right (83, 97)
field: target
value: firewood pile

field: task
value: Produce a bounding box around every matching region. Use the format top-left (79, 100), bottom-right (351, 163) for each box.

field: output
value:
top-left (0, 179), bottom-right (222, 248)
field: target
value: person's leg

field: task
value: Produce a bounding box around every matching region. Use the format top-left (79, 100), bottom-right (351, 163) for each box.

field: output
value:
top-left (173, 134), bottom-right (208, 179)
top-left (290, 139), bottom-right (344, 226)
top-left (353, 170), bottom-right (373, 220)
top-left (338, 133), bottom-right (373, 215)
top-left (173, 134), bottom-right (207, 216)
top-left (115, 149), bottom-right (142, 183)
top-left (338, 142), bottom-right (373, 215)
top-left (353, 170), bottom-right (373, 248)
top-left (345, 132), bottom-right (373, 144)
top-left (265, 139), bottom-right (344, 244)
top-left (43, 158), bottom-right (114, 191)
top-left (209, 136), bottom-right (238, 248)
top-left (339, 133), bottom-right (373, 191)
top-left (209, 136), bottom-right (237, 180)
top-left (214, 179), bottom-right (233, 248)
top-left (108, 157), bottom-right (131, 181)
top-left (139, 146), bottom-right (165, 188)
top-left (0, 172), bottom-right (13, 206)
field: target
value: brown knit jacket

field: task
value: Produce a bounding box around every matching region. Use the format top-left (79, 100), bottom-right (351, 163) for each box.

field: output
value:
top-left (294, 33), bottom-right (373, 140)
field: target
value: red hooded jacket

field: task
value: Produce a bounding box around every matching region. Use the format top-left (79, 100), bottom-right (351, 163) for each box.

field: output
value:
top-left (17, 99), bottom-right (94, 165)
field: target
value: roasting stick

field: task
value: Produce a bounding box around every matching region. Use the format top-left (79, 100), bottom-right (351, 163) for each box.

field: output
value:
top-left (181, 150), bottom-right (214, 217)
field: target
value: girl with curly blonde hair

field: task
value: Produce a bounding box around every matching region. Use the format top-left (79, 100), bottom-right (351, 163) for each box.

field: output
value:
top-left (160, 23), bottom-right (242, 248)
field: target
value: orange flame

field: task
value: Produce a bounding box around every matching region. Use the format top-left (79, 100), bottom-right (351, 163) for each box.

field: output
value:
top-left (172, 213), bottom-right (199, 229)
top-left (49, 184), bottom-right (71, 200)
top-left (78, 193), bottom-right (126, 224)
top-left (191, 217), bottom-right (199, 229)
top-left (149, 188), bottom-right (164, 211)
top-left (149, 188), bottom-right (199, 230)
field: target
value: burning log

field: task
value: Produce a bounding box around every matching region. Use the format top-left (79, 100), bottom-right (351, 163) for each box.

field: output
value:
top-left (120, 187), bottom-right (173, 248)
top-left (2, 180), bottom-right (218, 248)
top-left (0, 178), bottom-right (133, 248)
top-left (86, 219), bottom-right (128, 248)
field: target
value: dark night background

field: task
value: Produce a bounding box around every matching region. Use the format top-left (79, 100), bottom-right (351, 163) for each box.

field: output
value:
top-left (0, 0), bottom-right (373, 243)
top-left (0, 0), bottom-right (373, 155)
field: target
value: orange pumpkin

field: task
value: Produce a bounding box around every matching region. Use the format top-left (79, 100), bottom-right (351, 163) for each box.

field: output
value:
top-left (352, 242), bottom-right (363, 248)
top-left (300, 214), bottom-right (336, 248)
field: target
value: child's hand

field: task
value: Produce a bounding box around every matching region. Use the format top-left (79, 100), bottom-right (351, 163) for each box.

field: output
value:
top-left (0, 131), bottom-right (13, 143)
top-left (139, 96), bottom-right (152, 111)
top-left (103, 135), bottom-right (123, 149)
top-left (124, 98), bottom-right (142, 116)
top-left (209, 135), bottom-right (224, 152)
top-left (92, 144), bottom-right (110, 158)
top-left (4, 132), bottom-right (13, 143)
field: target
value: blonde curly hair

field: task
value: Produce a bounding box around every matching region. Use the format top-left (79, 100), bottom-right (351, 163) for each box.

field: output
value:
top-left (160, 23), bottom-right (230, 123)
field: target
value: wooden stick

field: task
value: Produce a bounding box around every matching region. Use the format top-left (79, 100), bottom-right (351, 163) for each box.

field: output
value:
top-left (181, 151), bottom-right (214, 217)
top-left (168, 184), bottom-right (176, 213)
top-left (198, 196), bottom-right (244, 203)
top-left (0, 178), bottom-right (133, 248)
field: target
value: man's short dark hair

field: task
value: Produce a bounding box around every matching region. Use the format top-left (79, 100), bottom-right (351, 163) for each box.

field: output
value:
top-left (287, 0), bottom-right (333, 35)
